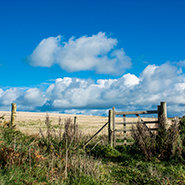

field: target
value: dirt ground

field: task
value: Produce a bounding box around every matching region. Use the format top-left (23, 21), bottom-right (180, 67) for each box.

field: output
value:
top-left (0, 111), bottom-right (161, 138)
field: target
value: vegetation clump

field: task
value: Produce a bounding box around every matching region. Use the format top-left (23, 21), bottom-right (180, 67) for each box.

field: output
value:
top-left (131, 116), bottom-right (182, 161)
top-left (0, 115), bottom-right (105, 184)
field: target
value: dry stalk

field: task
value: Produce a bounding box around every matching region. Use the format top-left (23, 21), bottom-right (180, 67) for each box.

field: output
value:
top-left (39, 127), bottom-right (45, 139)
top-left (29, 147), bottom-right (31, 166)
top-left (58, 117), bottom-right (62, 142)
top-left (91, 140), bottom-right (104, 150)
top-left (52, 128), bottom-right (57, 140)
top-left (45, 114), bottom-right (51, 142)
top-left (131, 121), bottom-right (156, 160)
top-left (28, 134), bottom-right (39, 147)
top-left (65, 136), bottom-right (68, 179)
top-left (65, 128), bottom-right (76, 179)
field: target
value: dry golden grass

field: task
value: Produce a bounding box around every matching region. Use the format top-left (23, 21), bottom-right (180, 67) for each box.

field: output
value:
top-left (0, 111), bottom-right (166, 137)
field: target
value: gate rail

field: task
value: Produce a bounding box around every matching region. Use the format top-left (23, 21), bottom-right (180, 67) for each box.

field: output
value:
top-left (83, 102), bottom-right (167, 148)
top-left (108, 102), bottom-right (167, 147)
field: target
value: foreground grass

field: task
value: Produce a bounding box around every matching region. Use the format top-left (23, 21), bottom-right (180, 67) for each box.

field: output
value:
top-left (88, 144), bottom-right (185, 184)
top-left (0, 124), bottom-right (185, 184)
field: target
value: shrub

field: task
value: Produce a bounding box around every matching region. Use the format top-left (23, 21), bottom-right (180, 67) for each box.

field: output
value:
top-left (131, 116), bottom-right (182, 160)
top-left (179, 116), bottom-right (185, 146)
top-left (156, 116), bottom-right (182, 160)
top-left (131, 121), bottom-right (156, 160)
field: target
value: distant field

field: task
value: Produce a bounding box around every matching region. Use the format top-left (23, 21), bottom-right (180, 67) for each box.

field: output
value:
top-left (0, 111), bottom-right (161, 137)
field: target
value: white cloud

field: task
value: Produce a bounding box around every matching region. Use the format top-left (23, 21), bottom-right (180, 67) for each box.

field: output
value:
top-left (20, 88), bottom-right (46, 106)
top-left (0, 88), bottom-right (21, 106)
top-left (27, 32), bottom-right (132, 75)
top-left (1, 62), bottom-right (185, 116)
top-left (0, 87), bottom-right (46, 111)
top-left (42, 62), bottom-right (185, 116)
top-left (121, 73), bottom-right (139, 87)
top-left (175, 60), bottom-right (185, 67)
top-left (27, 36), bottom-right (62, 67)
top-left (0, 89), bottom-right (3, 97)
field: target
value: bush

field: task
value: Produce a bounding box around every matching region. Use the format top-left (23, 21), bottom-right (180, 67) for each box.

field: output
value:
top-left (131, 121), bottom-right (156, 160)
top-left (131, 116), bottom-right (182, 160)
top-left (179, 116), bottom-right (185, 146)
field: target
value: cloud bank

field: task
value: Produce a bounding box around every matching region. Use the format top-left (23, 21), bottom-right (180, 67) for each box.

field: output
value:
top-left (1, 62), bottom-right (185, 116)
top-left (27, 32), bottom-right (132, 75)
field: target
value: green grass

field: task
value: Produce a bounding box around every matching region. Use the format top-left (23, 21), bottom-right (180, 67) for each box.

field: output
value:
top-left (0, 121), bottom-right (185, 184)
top-left (88, 144), bottom-right (185, 184)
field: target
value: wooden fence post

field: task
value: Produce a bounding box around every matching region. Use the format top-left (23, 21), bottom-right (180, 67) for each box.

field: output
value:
top-left (158, 102), bottom-right (167, 119)
top-left (123, 115), bottom-right (126, 144)
top-left (74, 116), bottom-right (77, 134)
top-left (160, 102), bottom-right (167, 120)
top-left (11, 103), bottom-right (16, 127)
top-left (74, 116), bottom-right (77, 125)
top-left (158, 102), bottom-right (167, 130)
top-left (112, 107), bottom-right (116, 148)
top-left (108, 110), bottom-right (113, 147)
top-left (157, 105), bottom-right (161, 126)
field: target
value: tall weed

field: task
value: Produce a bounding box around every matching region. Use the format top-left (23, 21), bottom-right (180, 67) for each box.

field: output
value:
top-left (131, 116), bottom-right (182, 160)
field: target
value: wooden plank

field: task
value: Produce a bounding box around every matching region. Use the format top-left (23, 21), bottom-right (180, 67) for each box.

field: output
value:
top-left (84, 122), bottom-right (109, 147)
top-left (115, 129), bottom-right (130, 132)
top-left (116, 136), bottom-right (127, 140)
top-left (116, 121), bottom-right (158, 125)
top-left (116, 142), bottom-right (135, 146)
top-left (115, 128), bottom-right (158, 132)
top-left (148, 128), bottom-right (158, 131)
top-left (144, 121), bottom-right (158, 124)
top-left (115, 110), bottom-right (158, 115)
top-left (116, 136), bottom-right (133, 140)
top-left (116, 122), bottom-right (137, 125)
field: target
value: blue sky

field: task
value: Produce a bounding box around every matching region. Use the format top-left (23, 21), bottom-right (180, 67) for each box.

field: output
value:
top-left (0, 0), bottom-right (185, 116)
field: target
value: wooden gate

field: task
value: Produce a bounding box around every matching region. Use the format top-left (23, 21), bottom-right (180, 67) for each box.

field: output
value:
top-left (108, 102), bottom-right (167, 147)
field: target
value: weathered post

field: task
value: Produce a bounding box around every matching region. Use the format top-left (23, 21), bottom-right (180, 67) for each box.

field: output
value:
top-left (158, 102), bottom-right (167, 134)
top-left (160, 102), bottom-right (167, 120)
top-left (123, 115), bottom-right (126, 144)
top-left (11, 103), bottom-right (16, 127)
top-left (157, 105), bottom-right (161, 124)
top-left (158, 102), bottom-right (167, 121)
top-left (74, 116), bottom-right (77, 131)
top-left (74, 116), bottom-right (77, 125)
top-left (112, 107), bottom-right (116, 147)
top-left (74, 116), bottom-right (77, 140)
top-left (108, 110), bottom-right (113, 147)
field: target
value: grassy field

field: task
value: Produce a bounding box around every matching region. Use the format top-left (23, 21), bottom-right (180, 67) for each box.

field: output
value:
top-left (0, 111), bottom-right (183, 185)
top-left (0, 111), bottom-right (159, 137)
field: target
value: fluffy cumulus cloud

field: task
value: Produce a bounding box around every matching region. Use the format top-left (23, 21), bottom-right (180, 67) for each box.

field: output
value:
top-left (17, 88), bottom-right (46, 109)
top-left (27, 32), bottom-right (132, 75)
top-left (0, 88), bottom-right (22, 108)
top-left (0, 88), bottom-right (46, 111)
top-left (1, 62), bottom-right (185, 116)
